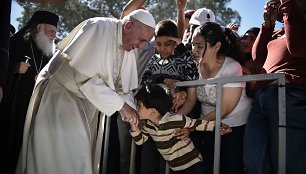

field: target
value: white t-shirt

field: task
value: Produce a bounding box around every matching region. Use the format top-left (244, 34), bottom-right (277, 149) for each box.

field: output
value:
top-left (196, 57), bottom-right (252, 127)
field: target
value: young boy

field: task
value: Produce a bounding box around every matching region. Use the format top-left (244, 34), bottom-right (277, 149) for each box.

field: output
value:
top-left (141, 19), bottom-right (198, 89)
top-left (129, 84), bottom-right (231, 174)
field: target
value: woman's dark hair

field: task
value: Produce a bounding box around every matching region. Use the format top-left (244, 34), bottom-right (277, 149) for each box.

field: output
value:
top-left (135, 84), bottom-right (173, 116)
top-left (197, 22), bottom-right (245, 65)
top-left (155, 19), bottom-right (178, 38)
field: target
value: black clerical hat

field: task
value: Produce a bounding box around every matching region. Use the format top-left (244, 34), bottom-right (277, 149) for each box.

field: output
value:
top-left (14, 10), bottom-right (59, 37)
top-left (28, 10), bottom-right (59, 28)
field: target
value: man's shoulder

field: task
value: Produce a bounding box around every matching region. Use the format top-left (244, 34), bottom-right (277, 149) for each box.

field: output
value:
top-left (78, 17), bottom-right (121, 35)
top-left (86, 17), bottom-right (119, 24)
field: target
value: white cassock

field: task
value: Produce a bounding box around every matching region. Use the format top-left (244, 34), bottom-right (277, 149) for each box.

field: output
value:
top-left (16, 17), bottom-right (138, 174)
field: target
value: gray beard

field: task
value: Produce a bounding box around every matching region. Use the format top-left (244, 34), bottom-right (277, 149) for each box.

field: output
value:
top-left (33, 31), bottom-right (55, 57)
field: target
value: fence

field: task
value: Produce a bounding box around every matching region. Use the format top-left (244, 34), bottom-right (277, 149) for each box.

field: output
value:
top-left (101, 73), bottom-right (287, 174)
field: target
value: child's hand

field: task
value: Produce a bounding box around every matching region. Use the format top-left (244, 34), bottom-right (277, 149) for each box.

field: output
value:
top-left (129, 118), bottom-right (138, 126)
top-left (220, 123), bottom-right (232, 135)
top-left (173, 128), bottom-right (190, 140)
top-left (129, 115), bottom-right (140, 131)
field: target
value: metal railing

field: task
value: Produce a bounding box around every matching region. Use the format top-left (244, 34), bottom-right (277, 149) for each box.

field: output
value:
top-left (101, 73), bottom-right (287, 174)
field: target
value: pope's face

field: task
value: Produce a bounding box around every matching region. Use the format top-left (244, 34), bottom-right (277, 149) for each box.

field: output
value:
top-left (122, 20), bottom-right (155, 51)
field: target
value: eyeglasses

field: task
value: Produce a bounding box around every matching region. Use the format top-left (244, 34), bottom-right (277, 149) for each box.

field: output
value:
top-left (191, 42), bottom-right (206, 49)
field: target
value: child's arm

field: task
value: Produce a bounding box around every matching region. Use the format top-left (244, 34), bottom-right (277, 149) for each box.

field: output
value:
top-left (176, 0), bottom-right (187, 40)
top-left (129, 121), bottom-right (149, 145)
top-left (173, 115), bottom-right (213, 140)
top-left (183, 115), bottom-right (233, 134)
top-left (174, 115), bottom-right (232, 139)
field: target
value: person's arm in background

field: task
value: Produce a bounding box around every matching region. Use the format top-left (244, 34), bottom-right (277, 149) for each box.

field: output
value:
top-left (120, 0), bottom-right (146, 19)
top-left (252, 0), bottom-right (279, 74)
top-left (176, 0), bottom-right (187, 40)
top-left (280, 0), bottom-right (306, 58)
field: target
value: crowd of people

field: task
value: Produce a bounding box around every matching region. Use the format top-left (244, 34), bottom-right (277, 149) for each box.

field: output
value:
top-left (1, 0), bottom-right (306, 174)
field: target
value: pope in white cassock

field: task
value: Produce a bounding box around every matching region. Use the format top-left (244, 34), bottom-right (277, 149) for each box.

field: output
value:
top-left (15, 9), bottom-right (156, 174)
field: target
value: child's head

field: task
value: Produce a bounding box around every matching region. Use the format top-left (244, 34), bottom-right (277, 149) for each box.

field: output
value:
top-left (135, 84), bottom-right (173, 120)
top-left (154, 19), bottom-right (178, 58)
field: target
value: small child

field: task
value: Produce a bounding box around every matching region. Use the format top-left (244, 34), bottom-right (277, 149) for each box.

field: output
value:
top-left (129, 84), bottom-right (231, 174)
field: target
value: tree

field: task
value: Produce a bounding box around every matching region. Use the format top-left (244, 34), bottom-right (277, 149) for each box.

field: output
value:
top-left (17, 0), bottom-right (241, 40)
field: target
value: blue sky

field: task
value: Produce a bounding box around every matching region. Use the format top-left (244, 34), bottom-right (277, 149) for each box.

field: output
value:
top-left (11, 0), bottom-right (283, 35)
top-left (228, 0), bottom-right (283, 35)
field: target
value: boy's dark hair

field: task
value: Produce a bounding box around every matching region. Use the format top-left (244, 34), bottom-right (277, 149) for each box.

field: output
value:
top-left (135, 84), bottom-right (173, 116)
top-left (155, 19), bottom-right (178, 38)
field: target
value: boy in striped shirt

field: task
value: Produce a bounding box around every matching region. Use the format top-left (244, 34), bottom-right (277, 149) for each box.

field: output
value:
top-left (129, 84), bottom-right (231, 173)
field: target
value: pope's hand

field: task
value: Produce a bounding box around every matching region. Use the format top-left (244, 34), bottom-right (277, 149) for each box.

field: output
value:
top-left (119, 103), bottom-right (139, 125)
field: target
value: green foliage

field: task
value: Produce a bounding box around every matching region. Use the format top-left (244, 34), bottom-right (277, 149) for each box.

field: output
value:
top-left (17, 0), bottom-right (241, 40)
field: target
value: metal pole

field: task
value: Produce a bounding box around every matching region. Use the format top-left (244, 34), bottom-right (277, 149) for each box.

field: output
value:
top-left (129, 140), bottom-right (136, 174)
top-left (165, 162), bottom-right (170, 174)
top-left (175, 73), bottom-right (287, 174)
top-left (102, 116), bottom-right (111, 174)
top-left (278, 75), bottom-right (286, 174)
top-left (213, 83), bottom-right (222, 174)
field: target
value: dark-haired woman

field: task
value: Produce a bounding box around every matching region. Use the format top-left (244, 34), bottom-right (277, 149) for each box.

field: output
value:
top-left (181, 22), bottom-right (252, 174)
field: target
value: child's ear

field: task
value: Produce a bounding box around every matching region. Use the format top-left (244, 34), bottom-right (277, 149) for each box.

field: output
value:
top-left (150, 108), bottom-right (159, 117)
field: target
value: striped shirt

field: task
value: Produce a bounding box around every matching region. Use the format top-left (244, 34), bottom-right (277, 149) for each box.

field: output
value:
top-left (130, 112), bottom-right (215, 171)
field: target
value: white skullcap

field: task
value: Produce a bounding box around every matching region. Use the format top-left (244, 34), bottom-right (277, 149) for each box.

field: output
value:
top-left (189, 8), bottom-right (216, 26)
top-left (126, 9), bottom-right (156, 29)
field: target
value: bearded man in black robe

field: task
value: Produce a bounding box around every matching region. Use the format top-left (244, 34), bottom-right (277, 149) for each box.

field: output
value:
top-left (2, 10), bottom-right (59, 174)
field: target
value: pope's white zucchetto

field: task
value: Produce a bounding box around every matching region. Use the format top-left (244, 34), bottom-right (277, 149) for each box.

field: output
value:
top-left (125, 9), bottom-right (156, 29)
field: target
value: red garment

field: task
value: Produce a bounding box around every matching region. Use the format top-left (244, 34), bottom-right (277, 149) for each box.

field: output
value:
top-left (252, 0), bottom-right (306, 87)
